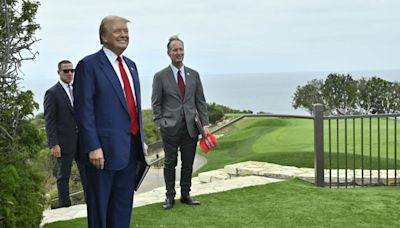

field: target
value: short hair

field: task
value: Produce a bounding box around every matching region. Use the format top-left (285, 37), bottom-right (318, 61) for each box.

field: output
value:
top-left (167, 35), bottom-right (184, 52)
top-left (57, 60), bottom-right (72, 71)
top-left (99, 15), bottom-right (130, 44)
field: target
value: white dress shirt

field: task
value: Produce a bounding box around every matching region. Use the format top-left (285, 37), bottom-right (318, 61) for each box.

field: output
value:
top-left (59, 79), bottom-right (74, 106)
top-left (170, 64), bottom-right (186, 84)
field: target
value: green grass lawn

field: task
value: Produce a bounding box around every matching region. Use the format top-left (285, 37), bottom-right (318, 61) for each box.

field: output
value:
top-left (46, 116), bottom-right (400, 227)
top-left (196, 117), bottom-right (400, 174)
top-left (45, 179), bottom-right (400, 228)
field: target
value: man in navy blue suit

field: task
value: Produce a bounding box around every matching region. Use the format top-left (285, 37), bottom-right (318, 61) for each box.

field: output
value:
top-left (73, 15), bottom-right (149, 228)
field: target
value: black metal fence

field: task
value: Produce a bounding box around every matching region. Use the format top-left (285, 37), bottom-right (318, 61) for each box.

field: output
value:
top-left (314, 104), bottom-right (400, 188)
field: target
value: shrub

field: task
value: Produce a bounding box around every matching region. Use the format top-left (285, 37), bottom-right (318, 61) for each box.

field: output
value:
top-left (0, 149), bottom-right (45, 227)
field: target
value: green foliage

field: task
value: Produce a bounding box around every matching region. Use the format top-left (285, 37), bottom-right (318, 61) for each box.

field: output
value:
top-left (322, 74), bottom-right (357, 115)
top-left (0, 113), bottom-right (45, 228)
top-left (31, 112), bottom-right (45, 129)
top-left (207, 102), bottom-right (252, 124)
top-left (1, 1), bottom-right (44, 227)
top-left (0, 0), bottom-right (40, 64)
top-left (0, 152), bottom-right (45, 228)
top-left (293, 73), bottom-right (400, 115)
top-left (207, 103), bottom-right (224, 124)
top-left (208, 102), bottom-right (253, 114)
top-left (0, 89), bottom-right (40, 151)
top-left (142, 109), bottom-right (160, 144)
top-left (357, 77), bottom-right (400, 114)
top-left (292, 79), bottom-right (324, 114)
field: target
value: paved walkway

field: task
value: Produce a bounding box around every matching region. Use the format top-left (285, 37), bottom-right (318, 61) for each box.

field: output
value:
top-left (41, 160), bottom-right (400, 226)
top-left (136, 152), bottom-right (207, 194)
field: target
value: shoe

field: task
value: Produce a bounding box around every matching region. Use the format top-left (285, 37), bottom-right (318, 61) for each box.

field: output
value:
top-left (180, 195), bottom-right (200, 205)
top-left (163, 197), bottom-right (175, 209)
top-left (51, 203), bottom-right (71, 209)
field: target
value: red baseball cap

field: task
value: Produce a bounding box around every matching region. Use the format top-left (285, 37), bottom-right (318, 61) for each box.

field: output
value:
top-left (199, 133), bottom-right (218, 153)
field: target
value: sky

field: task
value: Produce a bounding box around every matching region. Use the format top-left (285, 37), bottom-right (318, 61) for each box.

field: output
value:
top-left (18, 0), bottom-right (400, 111)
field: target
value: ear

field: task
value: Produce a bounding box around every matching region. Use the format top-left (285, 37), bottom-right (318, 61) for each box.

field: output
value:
top-left (101, 34), bottom-right (107, 44)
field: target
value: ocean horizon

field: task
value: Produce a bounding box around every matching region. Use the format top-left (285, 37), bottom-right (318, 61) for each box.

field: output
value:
top-left (22, 69), bottom-right (400, 116)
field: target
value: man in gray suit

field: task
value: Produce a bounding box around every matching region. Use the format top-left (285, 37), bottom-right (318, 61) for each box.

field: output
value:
top-left (44, 60), bottom-right (87, 208)
top-left (152, 35), bottom-right (209, 209)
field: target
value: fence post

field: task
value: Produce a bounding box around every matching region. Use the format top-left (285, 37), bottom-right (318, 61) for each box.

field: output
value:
top-left (314, 104), bottom-right (324, 187)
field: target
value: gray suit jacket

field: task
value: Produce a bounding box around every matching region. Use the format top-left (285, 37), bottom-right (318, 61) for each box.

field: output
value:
top-left (151, 66), bottom-right (209, 137)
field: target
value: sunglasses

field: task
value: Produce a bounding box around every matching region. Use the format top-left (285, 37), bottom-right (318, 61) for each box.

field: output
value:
top-left (62, 69), bottom-right (75, 73)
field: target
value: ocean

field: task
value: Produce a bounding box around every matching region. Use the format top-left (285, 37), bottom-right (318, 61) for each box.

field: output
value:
top-left (23, 69), bottom-right (400, 115)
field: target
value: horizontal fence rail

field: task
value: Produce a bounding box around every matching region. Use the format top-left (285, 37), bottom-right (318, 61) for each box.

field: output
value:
top-left (314, 104), bottom-right (400, 188)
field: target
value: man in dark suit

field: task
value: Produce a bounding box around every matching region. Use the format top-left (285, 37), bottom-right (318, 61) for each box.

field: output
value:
top-left (44, 60), bottom-right (87, 208)
top-left (152, 35), bottom-right (210, 209)
top-left (73, 15), bottom-right (149, 228)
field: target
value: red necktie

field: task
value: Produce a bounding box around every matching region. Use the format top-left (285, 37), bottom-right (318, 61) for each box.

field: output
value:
top-left (177, 70), bottom-right (185, 98)
top-left (117, 56), bottom-right (139, 135)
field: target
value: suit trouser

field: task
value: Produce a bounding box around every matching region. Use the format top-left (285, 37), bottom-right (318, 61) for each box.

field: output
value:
top-left (85, 135), bottom-right (139, 228)
top-left (161, 121), bottom-right (198, 198)
top-left (56, 152), bottom-right (87, 206)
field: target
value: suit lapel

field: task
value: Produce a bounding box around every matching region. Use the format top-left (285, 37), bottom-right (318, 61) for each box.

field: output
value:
top-left (56, 82), bottom-right (73, 112)
top-left (97, 50), bottom-right (129, 114)
top-left (183, 67), bottom-right (194, 102)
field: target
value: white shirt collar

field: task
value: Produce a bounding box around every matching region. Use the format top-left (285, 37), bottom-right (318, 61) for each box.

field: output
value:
top-left (59, 79), bottom-right (71, 88)
top-left (103, 47), bottom-right (120, 63)
top-left (170, 64), bottom-right (185, 82)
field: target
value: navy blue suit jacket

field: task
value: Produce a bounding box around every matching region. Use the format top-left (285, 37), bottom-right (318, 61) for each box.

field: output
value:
top-left (73, 49), bottom-right (149, 190)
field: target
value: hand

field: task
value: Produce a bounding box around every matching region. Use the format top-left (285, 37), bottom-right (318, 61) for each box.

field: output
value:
top-left (89, 148), bottom-right (105, 170)
top-left (143, 142), bottom-right (148, 156)
top-left (203, 127), bottom-right (211, 136)
top-left (51, 145), bottom-right (61, 157)
top-left (202, 127), bottom-right (216, 149)
top-left (204, 135), bottom-right (216, 148)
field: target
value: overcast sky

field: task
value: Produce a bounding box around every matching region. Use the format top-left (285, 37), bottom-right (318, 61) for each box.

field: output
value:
top-left (19, 0), bottom-right (400, 111)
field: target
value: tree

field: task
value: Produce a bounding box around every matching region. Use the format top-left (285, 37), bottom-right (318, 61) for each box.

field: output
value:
top-left (1, 1), bottom-right (44, 227)
top-left (1, 0), bottom-right (40, 148)
top-left (293, 74), bottom-right (400, 115)
top-left (292, 79), bottom-right (325, 114)
top-left (322, 74), bottom-right (357, 115)
top-left (389, 82), bottom-right (400, 113)
top-left (357, 77), bottom-right (394, 114)
top-left (207, 102), bottom-right (225, 124)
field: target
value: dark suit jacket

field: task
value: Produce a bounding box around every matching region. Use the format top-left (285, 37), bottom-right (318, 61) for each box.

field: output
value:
top-left (151, 66), bottom-right (209, 138)
top-left (44, 82), bottom-right (78, 155)
top-left (73, 49), bottom-right (149, 190)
